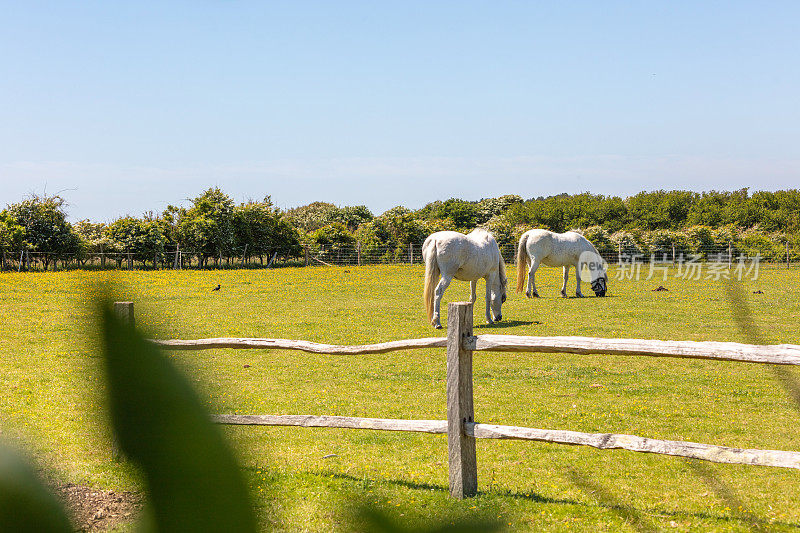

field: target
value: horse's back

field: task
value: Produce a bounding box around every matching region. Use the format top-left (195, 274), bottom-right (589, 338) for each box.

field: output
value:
top-left (523, 229), bottom-right (588, 266)
top-left (424, 229), bottom-right (500, 280)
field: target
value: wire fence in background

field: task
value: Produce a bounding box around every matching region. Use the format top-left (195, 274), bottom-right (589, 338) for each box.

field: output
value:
top-left (1, 241), bottom-right (796, 272)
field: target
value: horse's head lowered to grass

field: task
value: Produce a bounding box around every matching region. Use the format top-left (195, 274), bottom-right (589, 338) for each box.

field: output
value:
top-left (490, 256), bottom-right (508, 321)
top-left (580, 251), bottom-right (609, 297)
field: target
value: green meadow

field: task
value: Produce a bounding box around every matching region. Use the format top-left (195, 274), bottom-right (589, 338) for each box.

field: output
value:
top-left (1, 263), bottom-right (799, 531)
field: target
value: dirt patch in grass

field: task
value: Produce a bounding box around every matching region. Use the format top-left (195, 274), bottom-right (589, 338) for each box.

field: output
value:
top-left (54, 482), bottom-right (143, 532)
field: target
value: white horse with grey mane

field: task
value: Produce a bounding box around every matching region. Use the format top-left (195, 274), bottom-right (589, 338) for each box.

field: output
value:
top-left (516, 229), bottom-right (608, 298)
top-left (423, 229), bottom-right (507, 329)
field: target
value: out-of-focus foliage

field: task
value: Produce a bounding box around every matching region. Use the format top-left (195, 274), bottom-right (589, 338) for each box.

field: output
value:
top-left (0, 444), bottom-right (73, 532)
top-left (100, 300), bottom-right (258, 532)
top-left (0, 298), bottom-right (502, 532)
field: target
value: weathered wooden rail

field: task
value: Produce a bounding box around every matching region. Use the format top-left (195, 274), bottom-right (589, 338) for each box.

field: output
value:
top-left (116, 301), bottom-right (800, 499)
top-left (153, 335), bottom-right (800, 365)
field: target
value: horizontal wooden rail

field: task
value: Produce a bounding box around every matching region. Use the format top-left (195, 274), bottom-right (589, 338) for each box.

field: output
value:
top-left (468, 423), bottom-right (800, 469)
top-left (472, 335), bottom-right (800, 365)
top-left (153, 335), bottom-right (800, 365)
top-left (153, 337), bottom-right (446, 354)
top-left (212, 414), bottom-right (800, 470)
top-left (213, 414), bottom-right (447, 433)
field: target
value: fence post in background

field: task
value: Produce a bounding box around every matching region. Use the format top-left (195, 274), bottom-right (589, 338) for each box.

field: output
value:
top-left (672, 243), bottom-right (676, 265)
top-left (174, 244), bottom-right (180, 270)
top-left (113, 301), bottom-right (135, 327)
top-left (304, 245), bottom-right (309, 267)
top-left (618, 242), bottom-right (622, 263)
top-left (728, 242), bottom-right (732, 268)
top-left (446, 301), bottom-right (477, 499)
top-left (409, 243), bottom-right (413, 265)
top-left (357, 242), bottom-right (361, 266)
top-left (111, 301), bottom-right (135, 461)
top-left (788, 242), bottom-right (791, 269)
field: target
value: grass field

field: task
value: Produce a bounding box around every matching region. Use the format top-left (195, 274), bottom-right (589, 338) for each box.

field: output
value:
top-left (2, 264), bottom-right (800, 531)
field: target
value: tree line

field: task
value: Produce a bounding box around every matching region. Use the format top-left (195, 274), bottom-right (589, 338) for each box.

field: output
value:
top-left (1, 188), bottom-right (799, 269)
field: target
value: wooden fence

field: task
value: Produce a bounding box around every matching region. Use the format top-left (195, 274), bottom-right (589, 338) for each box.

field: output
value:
top-left (116, 301), bottom-right (800, 499)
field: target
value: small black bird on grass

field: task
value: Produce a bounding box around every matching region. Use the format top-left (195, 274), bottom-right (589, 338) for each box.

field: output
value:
top-left (212, 284), bottom-right (221, 291)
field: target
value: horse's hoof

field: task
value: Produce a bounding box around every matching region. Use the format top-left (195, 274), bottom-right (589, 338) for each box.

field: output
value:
top-left (434, 324), bottom-right (442, 330)
top-left (495, 314), bottom-right (502, 322)
top-left (576, 293), bottom-right (584, 298)
top-left (525, 291), bottom-right (531, 298)
top-left (560, 293), bottom-right (568, 298)
top-left (533, 292), bottom-right (540, 298)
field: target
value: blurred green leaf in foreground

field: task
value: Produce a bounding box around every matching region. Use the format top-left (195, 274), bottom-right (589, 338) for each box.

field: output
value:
top-left (99, 299), bottom-right (257, 532)
top-left (0, 298), bottom-right (501, 532)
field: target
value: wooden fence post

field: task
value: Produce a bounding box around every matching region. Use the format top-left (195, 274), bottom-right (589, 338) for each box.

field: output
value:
top-left (446, 302), bottom-right (477, 499)
top-left (111, 301), bottom-right (135, 460)
top-left (113, 301), bottom-right (135, 328)
top-left (304, 245), bottom-right (309, 267)
top-left (357, 242), bottom-right (361, 266)
top-left (788, 242), bottom-right (791, 269)
top-left (409, 243), bottom-right (413, 265)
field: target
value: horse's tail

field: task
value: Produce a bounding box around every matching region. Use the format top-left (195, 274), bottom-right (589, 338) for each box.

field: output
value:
top-left (516, 233), bottom-right (528, 293)
top-left (423, 242), bottom-right (440, 322)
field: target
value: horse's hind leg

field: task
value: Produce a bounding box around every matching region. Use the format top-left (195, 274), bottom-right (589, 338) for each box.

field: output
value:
top-left (561, 265), bottom-right (569, 298)
top-left (432, 275), bottom-right (452, 329)
top-left (527, 257), bottom-right (541, 298)
top-left (470, 280), bottom-right (477, 304)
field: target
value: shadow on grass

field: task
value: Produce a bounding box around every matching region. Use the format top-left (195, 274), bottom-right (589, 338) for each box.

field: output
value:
top-left (474, 320), bottom-right (538, 330)
top-left (563, 294), bottom-right (618, 299)
top-left (685, 460), bottom-right (769, 532)
top-left (306, 470), bottom-right (800, 530)
top-left (566, 467), bottom-right (658, 533)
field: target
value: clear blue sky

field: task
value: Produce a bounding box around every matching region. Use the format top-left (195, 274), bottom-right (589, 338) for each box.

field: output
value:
top-left (1, 1), bottom-right (798, 221)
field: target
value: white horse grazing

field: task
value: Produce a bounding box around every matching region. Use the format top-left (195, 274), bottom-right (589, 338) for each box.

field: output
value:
top-left (516, 229), bottom-right (608, 298)
top-left (423, 229), bottom-right (508, 329)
